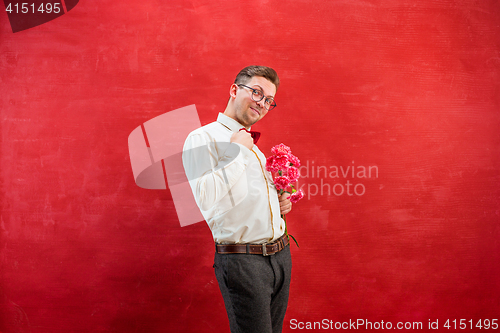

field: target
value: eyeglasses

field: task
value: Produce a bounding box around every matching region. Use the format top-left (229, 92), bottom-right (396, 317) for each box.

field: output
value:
top-left (237, 84), bottom-right (277, 110)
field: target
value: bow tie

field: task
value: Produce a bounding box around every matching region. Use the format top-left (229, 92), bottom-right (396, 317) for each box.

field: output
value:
top-left (239, 128), bottom-right (261, 144)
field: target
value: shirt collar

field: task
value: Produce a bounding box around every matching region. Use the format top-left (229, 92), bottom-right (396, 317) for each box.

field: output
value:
top-left (217, 113), bottom-right (251, 132)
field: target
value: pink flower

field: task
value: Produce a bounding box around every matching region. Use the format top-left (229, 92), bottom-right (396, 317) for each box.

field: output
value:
top-left (286, 167), bottom-right (300, 183)
top-left (274, 176), bottom-right (290, 191)
top-left (266, 156), bottom-right (278, 172)
top-left (288, 154), bottom-right (301, 167)
top-left (271, 143), bottom-right (291, 156)
top-left (273, 155), bottom-right (289, 171)
top-left (266, 154), bottom-right (289, 173)
top-left (290, 190), bottom-right (304, 203)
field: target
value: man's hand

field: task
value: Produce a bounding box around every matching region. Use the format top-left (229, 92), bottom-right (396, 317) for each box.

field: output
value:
top-left (230, 130), bottom-right (254, 150)
top-left (279, 192), bottom-right (292, 215)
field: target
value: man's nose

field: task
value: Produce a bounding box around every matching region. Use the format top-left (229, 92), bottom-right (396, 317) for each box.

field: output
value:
top-left (256, 99), bottom-right (266, 109)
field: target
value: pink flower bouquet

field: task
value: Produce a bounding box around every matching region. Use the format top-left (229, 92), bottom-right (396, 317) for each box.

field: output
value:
top-left (266, 143), bottom-right (304, 247)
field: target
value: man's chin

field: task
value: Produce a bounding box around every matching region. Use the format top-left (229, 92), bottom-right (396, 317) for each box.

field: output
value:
top-left (242, 114), bottom-right (260, 127)
top-left (248, 117), bottom-right (260, 127)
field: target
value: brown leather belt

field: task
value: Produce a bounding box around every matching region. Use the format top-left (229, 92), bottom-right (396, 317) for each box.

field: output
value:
top-left (215, 234), bottom-right (289, 256)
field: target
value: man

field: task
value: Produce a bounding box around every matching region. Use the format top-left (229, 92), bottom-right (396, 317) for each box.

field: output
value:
top-left (182, 66), bottom-right (293, 333)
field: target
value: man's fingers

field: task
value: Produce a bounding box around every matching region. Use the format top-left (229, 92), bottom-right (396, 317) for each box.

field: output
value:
top-left (230, 131), bottom-right (254, 150)
top-left (279, 192), bottom-right (291, 200)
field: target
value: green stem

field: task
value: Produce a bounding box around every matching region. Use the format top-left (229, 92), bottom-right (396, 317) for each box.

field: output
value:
top-left (281, 213), bottom-right (299, 248)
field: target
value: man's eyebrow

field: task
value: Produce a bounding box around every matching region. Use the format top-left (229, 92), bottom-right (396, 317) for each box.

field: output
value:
top-left (251, 85), bottom-right (275, 98)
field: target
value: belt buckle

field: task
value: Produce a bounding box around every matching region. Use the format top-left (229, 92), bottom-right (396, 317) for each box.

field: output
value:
top-left (262, 243), bottom-right (269, 256)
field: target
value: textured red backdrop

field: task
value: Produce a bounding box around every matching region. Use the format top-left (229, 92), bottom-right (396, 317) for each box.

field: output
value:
top-left (1, 0), bottom-right (499, 332)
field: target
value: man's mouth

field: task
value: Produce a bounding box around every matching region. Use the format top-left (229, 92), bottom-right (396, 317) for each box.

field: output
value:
top-left (250, 107), bottom-right (260, 116)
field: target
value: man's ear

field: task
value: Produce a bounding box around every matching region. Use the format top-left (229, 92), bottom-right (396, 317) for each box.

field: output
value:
top-left (229, 84), bottom-right (238, 99)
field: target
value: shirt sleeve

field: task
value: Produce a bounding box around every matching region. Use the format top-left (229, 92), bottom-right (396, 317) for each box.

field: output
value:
top-left (182, 131), bottom-right (252, 212)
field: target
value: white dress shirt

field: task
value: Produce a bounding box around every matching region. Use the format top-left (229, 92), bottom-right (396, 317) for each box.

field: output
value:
top-left (182, 113), bottom-right (285, 244)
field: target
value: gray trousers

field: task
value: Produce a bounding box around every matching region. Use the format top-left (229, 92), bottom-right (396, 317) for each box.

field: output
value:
top-left (213, 245), bottom-right (292, 333)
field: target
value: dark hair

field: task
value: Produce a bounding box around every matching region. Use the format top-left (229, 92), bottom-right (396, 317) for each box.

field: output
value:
top-left (234, 66), bottom-right (280, 90)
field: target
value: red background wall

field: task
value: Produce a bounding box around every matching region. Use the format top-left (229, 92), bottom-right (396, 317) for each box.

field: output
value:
top-left (1, 0), bottom-right (499, 332)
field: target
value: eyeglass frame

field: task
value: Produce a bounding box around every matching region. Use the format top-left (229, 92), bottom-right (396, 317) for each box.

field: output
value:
top-left (237, 84), bottom-right (277, 110)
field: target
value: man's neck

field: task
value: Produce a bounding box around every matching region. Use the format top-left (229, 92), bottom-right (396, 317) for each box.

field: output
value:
top-left (223, 108), bottom-right (250, 130)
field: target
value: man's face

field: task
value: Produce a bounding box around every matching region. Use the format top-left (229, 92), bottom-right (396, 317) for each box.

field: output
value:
top-left (230, 76), bottom-right (277, 128)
